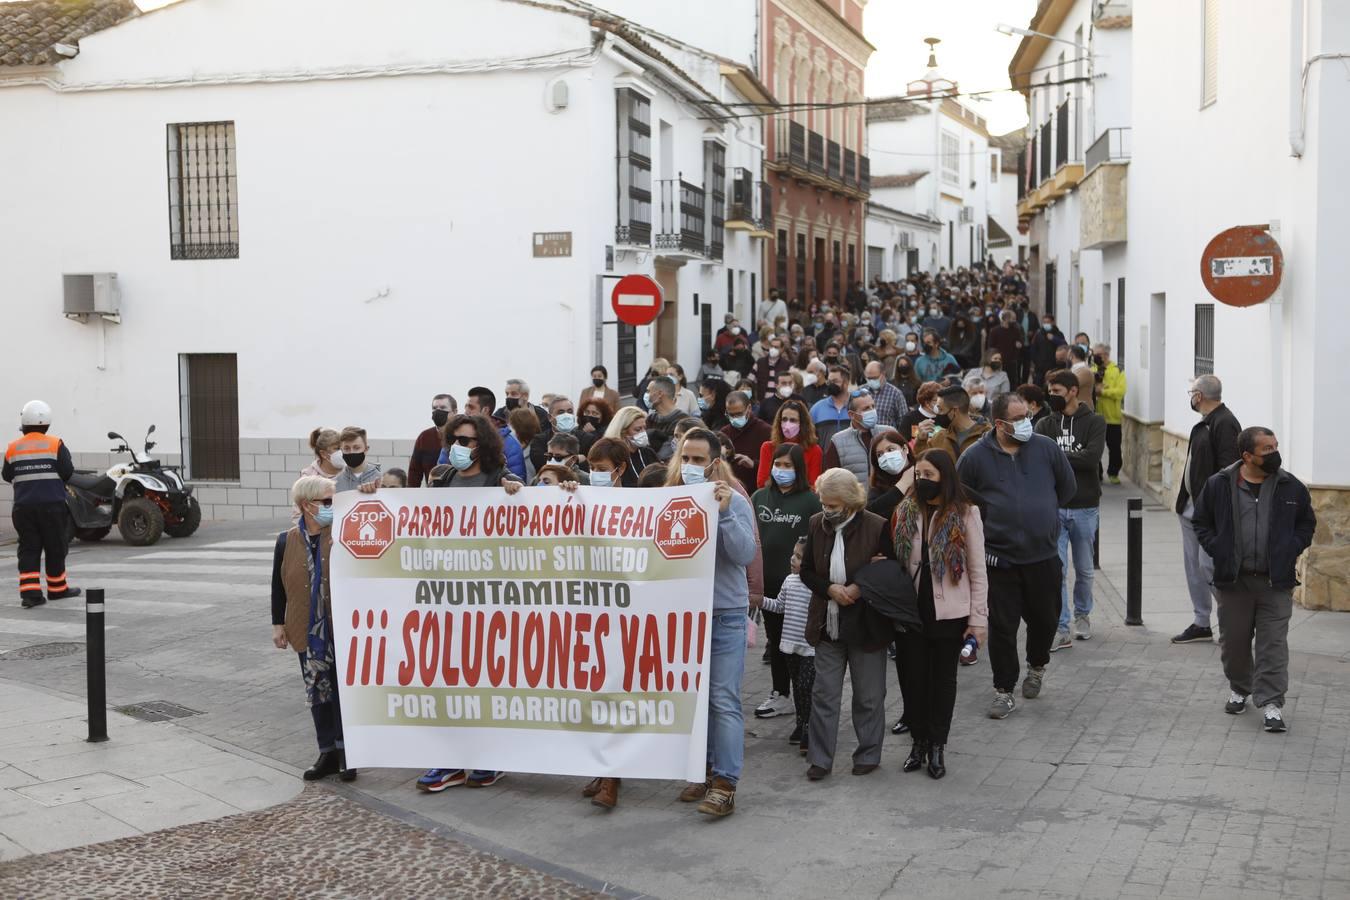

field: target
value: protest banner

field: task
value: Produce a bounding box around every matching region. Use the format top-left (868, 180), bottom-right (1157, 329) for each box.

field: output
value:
top-left (329, 484), bottom-right (718, 781)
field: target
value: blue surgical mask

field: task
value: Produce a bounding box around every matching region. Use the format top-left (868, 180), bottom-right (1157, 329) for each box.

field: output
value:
top-left (449, 443), bottom-right (475, 470)
top-left (314, 504), bottom-right (334, 528)
top-left (697, 396), bottom-right (709, 411)
top-left (589, 469), bottom-right (612, 488)
top-left (860, 409), bottom-right (878, 429)
top-left (681, 463), bottom-right (707, 485)
top-left (1042, 323), bottom-right (1054, 332)
top-left (555, 413), bottom-right (577, 433)
top-left (866, 377), bottom-right (883, 391)
top-left (771, 467), bottom-right (796, 487)
top-left (1012, 418), bottom-right (1035, 442)
top-left (877, 449), bottom-right (905, 474)
top-left (729, 415), bottom-right (748, 429)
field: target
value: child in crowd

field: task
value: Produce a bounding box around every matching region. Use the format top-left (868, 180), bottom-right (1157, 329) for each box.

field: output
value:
top-left (758, 537), bottom-right (815, 756)
top-left (333, 426), bottom-right (381, 493)
top-left (380, 468), bottom-right (407, 488)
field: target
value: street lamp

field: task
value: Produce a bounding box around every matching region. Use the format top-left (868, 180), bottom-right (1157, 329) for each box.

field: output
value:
top-left (996, 23), bottom-right (1086, 50)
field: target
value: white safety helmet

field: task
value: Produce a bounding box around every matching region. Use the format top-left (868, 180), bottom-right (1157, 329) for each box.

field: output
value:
top-left (20, 400), bottom-right (52, 428)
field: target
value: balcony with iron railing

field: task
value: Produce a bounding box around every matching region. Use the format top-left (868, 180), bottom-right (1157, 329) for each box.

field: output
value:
top-left (1085, 126), bottom-right (1131, 172)
top-left (807, 131), bottom-right (825, 176)
top-left (725, 168), bottom-right (774, 239)
top-left (769, 119), bottom-right (870, 197)
top-left (656, 177), bottom-right (706, 257)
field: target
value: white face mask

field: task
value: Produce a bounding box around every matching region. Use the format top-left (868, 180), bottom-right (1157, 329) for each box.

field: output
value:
top-left (778, 385), bottom-right (793, 398)
top-left (768, 348), bottom-right (780, 360)
top-left (877, 448), bottom-right (906, 475)
top-left (630, 430), bottom-right (650, 448)
top-left (802, 373), bottom-right (817, 387)
top-left (905, 341), bottom-right (917, 353)
top-left (730, 326), bottom-right (741, 336)
top-left (969, 394), bottom-right (986, 411)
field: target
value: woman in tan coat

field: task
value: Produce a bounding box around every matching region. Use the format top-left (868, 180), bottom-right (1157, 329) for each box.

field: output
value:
top-left (270, 475), bottom-right (354, 782)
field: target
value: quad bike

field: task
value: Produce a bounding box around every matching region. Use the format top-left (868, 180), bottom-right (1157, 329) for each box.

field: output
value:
top-left (65, 425), bottom-right (201, 546)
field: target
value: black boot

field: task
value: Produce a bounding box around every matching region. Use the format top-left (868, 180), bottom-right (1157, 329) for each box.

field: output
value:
top-left (338, 750), bottom-right (357, 782)
top-left (902, 739), bottom-right (928, 773)
top-left (927, 743), bottom-right (946, 780)
top-left (47, 587), bottom-right (82, 601)
top-left (20, 591), bottom-right (46, 609)
top-left (304, 750), bottom-right (341, 781)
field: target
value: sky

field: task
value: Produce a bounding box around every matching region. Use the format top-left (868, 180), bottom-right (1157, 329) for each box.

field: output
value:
top-left (863, 0), bottom-right (1039, 136)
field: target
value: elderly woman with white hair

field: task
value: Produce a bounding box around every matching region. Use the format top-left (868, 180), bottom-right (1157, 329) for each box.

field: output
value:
top-left (799, 468), bottom-right (895, 780)
top-left (270, 475), bottom-right (354, 782)
top-left (961, 375), bottom-right (990, 422)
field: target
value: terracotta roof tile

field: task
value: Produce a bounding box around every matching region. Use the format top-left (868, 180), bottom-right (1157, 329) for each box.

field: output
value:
top-left (0, 0), bottom-right (136, 67)
top-left (871, 171), bottom-right (928, 188)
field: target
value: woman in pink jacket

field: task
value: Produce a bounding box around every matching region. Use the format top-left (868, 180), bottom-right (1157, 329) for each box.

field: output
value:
top-left (892, 448), bottom-right (988, 779)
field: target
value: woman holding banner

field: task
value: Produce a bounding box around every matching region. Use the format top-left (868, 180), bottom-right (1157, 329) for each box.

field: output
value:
top-left (666, 428), bottom-right (757, 818)
top-left (270, 475), bottom-right (355, 782)
top-left (800, 469), bottom-right (895, 780)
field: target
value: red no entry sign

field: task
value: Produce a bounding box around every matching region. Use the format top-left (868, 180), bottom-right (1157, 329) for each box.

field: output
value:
top-left (1200, 225), bottom-right (1284, 307)
top-left (611, 274), bottom-right (663, 326)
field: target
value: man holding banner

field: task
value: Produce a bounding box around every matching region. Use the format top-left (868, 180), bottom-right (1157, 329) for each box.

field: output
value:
top-left (328, 422), bottom-right (756, 817)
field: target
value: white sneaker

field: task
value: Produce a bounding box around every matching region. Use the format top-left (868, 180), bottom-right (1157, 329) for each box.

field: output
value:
top-left (754, 690), bottom-right (791, 719)
top-left (1262, 704), bottom-right (1287, 733)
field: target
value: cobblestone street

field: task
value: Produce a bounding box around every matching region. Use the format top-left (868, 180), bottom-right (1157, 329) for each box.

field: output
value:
top-left (0, 784), bottom-right (609, 898)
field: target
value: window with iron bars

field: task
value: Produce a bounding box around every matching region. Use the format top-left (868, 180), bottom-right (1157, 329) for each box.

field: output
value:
top-left (832, 240), bottom-right (842, 301)
top-left (616, 89), bottom-right (652, 244)
top-left (776, 229), bottom-right (789, 296)
top-left (1194, 303), bottom-right (1215, 376)
top-left (795, 233), bottom-right (807, 301)
top-left (846, 243), bottom-right (856, 291)
top-left (167, 122), bottom-right (239, 260)
top-left (703, 142), bottom-right (725, 260)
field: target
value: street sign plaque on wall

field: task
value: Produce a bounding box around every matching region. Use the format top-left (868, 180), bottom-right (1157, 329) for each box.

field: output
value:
top-left (532, 231), bottom-right (572, 258)
top-left (1200, 225), bottom-right (1284, 307)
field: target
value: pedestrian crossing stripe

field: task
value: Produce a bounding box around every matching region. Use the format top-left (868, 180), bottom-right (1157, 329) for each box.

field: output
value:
top-left (125, 551), bottom-right (275, 562)
top-left (69, 564), bottom-right (269, 577)
top-left (200, 541), bottom-right (283, 549)
top-left (0, 619), bottom-right (116, 638)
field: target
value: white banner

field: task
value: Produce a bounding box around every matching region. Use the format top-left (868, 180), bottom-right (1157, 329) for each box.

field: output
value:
top-left (329, 485), bottom-right (717, 781)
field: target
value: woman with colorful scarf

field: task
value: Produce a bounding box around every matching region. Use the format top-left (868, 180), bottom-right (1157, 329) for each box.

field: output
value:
top-left (270, 475), bottom-right (354, 782)
top-left (892, 449), bottom-right (988, 779)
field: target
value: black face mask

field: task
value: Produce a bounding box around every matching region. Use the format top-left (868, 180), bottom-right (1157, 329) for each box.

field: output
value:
top-left (505, 397), bottom-right (521, 410)
top-left (342, 452), bottom-right (366, 468)
top-left (915, 478), bottom-right (942, 503)
top-left (592, 377), bottom-right (605, 388)
top-left (1046, 394), bottom-right (1068, 413)
top-left (825, 355), bottom-right (840, 365)
top-left (825, 383), bottom-right (843, 397)
top-left (1257, 451), bottom-right (1281, 474)
top-left (431, 409), bottom-right (449, 428)
top-left (582, 415), bottom-right (602, 428)
top-left (990, 361), bottom-right (1003, 371)
top-left (934, 412), bottom-right (953, 429)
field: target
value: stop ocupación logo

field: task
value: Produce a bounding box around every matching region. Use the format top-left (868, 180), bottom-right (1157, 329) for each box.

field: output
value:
top-left (339, 499), bottom-right (396, 559)
top-left (653, 497), bottom-right (709, 560)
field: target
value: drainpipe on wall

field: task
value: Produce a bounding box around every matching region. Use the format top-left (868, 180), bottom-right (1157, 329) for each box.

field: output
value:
top-left (1290, 0), bottom-right (1305, 157)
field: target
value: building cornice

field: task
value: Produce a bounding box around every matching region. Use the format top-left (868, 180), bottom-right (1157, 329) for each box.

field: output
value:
top-left (771, 0), bottom-right (875, 66)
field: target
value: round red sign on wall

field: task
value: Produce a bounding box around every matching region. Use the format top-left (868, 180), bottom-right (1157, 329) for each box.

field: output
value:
top-left (1200, 225), bottom-right (1284, 308)
top-left (611, 274), bottom-right (664, 326)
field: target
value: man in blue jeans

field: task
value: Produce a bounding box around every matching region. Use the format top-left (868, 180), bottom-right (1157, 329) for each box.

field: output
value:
top-left (670, 428), bottom-right (757, 817)
top-left (1036, 371), bottom-right (1106, 649)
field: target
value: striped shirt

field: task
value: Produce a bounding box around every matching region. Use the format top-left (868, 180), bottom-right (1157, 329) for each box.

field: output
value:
top-left (760, 573), bottom-right (814, 657)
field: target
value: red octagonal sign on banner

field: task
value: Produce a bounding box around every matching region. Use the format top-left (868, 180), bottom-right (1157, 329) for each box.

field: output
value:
top-left (654, 496), bottom-right (709, 560)
top-left (339, 499), bottom-right (396, 559)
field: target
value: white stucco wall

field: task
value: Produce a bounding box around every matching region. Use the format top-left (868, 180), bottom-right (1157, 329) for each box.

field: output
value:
top-left (0, 0), bottom-right (768, 514)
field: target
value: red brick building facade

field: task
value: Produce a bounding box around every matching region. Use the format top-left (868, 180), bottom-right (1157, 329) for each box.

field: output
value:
top-left (761, 0), bottom-right (873, 308)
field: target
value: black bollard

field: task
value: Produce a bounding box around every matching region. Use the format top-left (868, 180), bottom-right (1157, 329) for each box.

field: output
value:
top-left (87, 588), bottom-right (108, 742)
top-left (1125, 498), bottom-right (1143, 626)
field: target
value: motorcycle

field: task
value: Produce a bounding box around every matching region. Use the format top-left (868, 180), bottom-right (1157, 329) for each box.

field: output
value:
top-left (65, 425), bottom-right (202, 546)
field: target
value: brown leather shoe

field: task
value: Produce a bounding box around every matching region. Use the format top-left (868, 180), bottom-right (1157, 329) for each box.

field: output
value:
top-left (696, 777), bottom-right (735, 817)
top-left (581, 777), bottom-right (603, 798)
top-left (806, 765), bottom-right (830, 781)
top-left (678, 780), bottom-right (709, 802)
top-left (591, 777), bottom-right (620, 810)
top-left (851, 763), bottom-right (878, 776)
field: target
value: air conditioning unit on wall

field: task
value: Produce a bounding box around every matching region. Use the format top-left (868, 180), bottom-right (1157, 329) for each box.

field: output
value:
top-left (958, 206), bottom-right (974, 224)
top-left (898, 232), bottom-right (912, 249)
top-left (63, 273), bottom-right (121, 323)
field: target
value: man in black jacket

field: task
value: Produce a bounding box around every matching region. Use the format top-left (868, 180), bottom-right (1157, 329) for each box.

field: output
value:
top-left (1172, 375), bottom-right (1242, 644)
top-left (958, 392), bottom-right (1076, 720)
top-left (1192, 427), bottom-right (1315, 733)
top-left (1036, 372), bottom-right (1107, 648)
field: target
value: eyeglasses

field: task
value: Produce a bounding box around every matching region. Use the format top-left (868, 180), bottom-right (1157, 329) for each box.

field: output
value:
top-left (451, 435), bottom-right (477, 447)
top-left (312, 498), bottom-right (333, 507)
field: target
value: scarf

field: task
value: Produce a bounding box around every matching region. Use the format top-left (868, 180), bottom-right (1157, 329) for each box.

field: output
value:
top-left (301, 528), bottom-right (336, 708)
top-left (825, 512), bottom-right (855, 640)
top-left (894, 498), bottom-right (967, 586)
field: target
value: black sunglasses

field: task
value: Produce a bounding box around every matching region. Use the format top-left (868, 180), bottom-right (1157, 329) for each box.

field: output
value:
top-left (451, 435), bottom-right (477, 447)
top-left (313, 498), bottom-right (332, 507)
